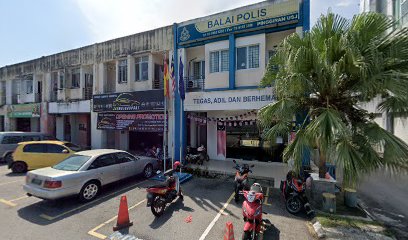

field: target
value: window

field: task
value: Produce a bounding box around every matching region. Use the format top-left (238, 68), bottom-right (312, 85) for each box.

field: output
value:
top-left (135, 56), bottom-right (149, 81)
top-left (237, 45), bottom-right (260, 70)
top-left (268, 48), bottom-right (278, 71)
top-left (210, 51), bottom-right (219, 73)
top-left (46, 144), bottom-right (67, 153)
top-left (23, 144), bottom-right (46, 153)
top-left (53, 154), bottom-right (90, 171)
top-left (71, 68), bottom-right (80, 88)
top-left (22, 135), bottom-right (41, 141)
top-left (64, 142), bottom-right (81, 151)
top-left (118, 59), bottom-right (128, 84)
top-left (26, 80), bottom-right (33, 94)
top-left (193, 61), bottom-right (205, 78)
top-left (59, 72), bottom-right (64, 89)
top-left (1, 136), bottom-right (22, 144)
top-left (209, 50), bottom-right (229, 73)
top-left (89, 154), bottom-right (117, 169)
top-left (115, 152), bottom-right (136, 164)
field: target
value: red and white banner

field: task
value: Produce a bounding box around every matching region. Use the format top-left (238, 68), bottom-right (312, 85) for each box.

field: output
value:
top-left (217, 123), bottom-right (226, 157)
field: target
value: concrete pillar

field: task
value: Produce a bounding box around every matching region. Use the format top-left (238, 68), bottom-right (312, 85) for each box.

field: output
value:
top-left (91, 110), bottom-right (106, 149)
top-left (4, 117), bottom-right (16, 131)
top-left (119, 130), bottom-right (129, 151)
top-left (44, 73), bottom-right (51, 102)
top-left (70, 115), bottom-right (79, 145)
top-left (296, 26), bottom-right (303, 38)
top-left (56, 116), bottom-right (64, 140)
top-left (6, 80), bottom-right (12, 105)
top-left (190, 118), bottom-right (197, 147)
top-left (128, 55), bottom-right (134, 90)
top-left (30, 118), bottom-right (40, 132)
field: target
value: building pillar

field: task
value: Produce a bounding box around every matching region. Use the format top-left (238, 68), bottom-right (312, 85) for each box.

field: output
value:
top-left (56, 116), bottom-right (64, 140)
top-left (190, 117), bottom-right (197, 148)
top-left (229, 33), bottom-right (236, 89)
top-left (4, 117), bottom-right (16, 131)
top-left (91, 111), bottom-right (105, 149)
top-left (173, 23), bottom-right (181, 161)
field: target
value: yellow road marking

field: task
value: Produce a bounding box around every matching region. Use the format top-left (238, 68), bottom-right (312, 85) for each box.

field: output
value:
top-left (88, 199), bottom-right (146, 239)
top-left (9, 195), bottom-right (29, 202)
top-left (40, 180), bottom-right (147, 221)
top-left (0, 180), bottom-right (21, 186)
top-left (199, 192), bottom-right (235, 240)
top-left (0, 199), bottom-right (17, 207)
top-left (264, 187), bottom-right (272, 206)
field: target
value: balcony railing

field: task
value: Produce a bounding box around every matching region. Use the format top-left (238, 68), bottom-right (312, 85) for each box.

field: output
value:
top-left (83, 87), bottom-right (93, 100)
top-left (185, 75), bottom-right (205, 92)
top-left (153, 79), bottom-right (164, 90)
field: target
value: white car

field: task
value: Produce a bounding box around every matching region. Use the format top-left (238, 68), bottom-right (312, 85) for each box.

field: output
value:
top-left (23, 149), bottom-right (158, 202)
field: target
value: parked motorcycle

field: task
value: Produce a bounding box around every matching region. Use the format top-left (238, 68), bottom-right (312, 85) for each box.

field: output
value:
top-left (146, 162), bottom-right (183, 217)
top-left (185, 145), bottom-right (209, 165)
top-left (241, 183), bottom-right (269, 240)
top-left (233, 159), bottom-right (254, 202)
top-left (280, 170), bottom-right (314, 216)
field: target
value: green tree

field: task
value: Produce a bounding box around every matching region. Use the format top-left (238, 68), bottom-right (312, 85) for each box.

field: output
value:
top-left (259, 12), bottom-right (408, 187)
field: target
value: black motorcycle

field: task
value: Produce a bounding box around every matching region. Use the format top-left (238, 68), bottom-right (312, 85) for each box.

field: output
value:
top-left (185, 145), bottom-right (209, 165)
top-left (233, 160), bottom-right (254, 202)
top-left (280, 171), bottom-right (314, 216)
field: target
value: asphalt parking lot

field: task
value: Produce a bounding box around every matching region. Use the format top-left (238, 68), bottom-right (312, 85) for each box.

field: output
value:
top-left (0, 164), bottom-right (313, 240)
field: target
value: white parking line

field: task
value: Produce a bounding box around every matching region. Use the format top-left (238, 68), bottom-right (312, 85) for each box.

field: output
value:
top-left (199, 192), bottom-right (235, 240)
top-left (40, 180), bottom-right (147, 221)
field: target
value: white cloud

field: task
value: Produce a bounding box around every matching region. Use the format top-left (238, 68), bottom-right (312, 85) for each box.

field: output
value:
top-left (74, 0), bottom-right (263, 43)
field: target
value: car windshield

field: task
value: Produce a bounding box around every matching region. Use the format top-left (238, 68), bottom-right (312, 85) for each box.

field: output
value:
top-left (52, 154), bottom-right (90, 171)
top-left (63, 142), bottom-right (81, 151)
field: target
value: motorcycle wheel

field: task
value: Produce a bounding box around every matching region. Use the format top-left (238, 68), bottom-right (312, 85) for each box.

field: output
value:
top-left (286, 196), bottom-right (302, 214)
top-left (241, 231), bottom-right (252, 240)
top-left (151, 196), bottom-right (166, 217)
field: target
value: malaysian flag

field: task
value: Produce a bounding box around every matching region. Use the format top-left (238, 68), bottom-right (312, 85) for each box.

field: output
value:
top-left (170, 56), bottom-right (176, 97)
top-left (217, 123), bottom-right (226, 157)
top-left (179, 56), bottom-right (185, 100)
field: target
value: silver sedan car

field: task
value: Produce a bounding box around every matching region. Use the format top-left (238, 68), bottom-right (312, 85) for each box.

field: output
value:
top-left (23, 149), bottom-right (158, 202)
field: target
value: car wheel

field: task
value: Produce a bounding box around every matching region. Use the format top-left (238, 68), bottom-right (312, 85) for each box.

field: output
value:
top-left (79, 181), bottom-right (100, 202)
top-left (143, 164), bottom-right (153, 178)
top-left (11, 162), bottom-right (27, 173)
top-left (3, 153), bottom-right (12, 164)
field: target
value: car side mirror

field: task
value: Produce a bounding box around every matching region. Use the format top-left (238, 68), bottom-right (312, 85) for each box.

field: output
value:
top-left (62, 149), bottom-right (69, 153)
top-left (233, 160), bottom-right (237, 164)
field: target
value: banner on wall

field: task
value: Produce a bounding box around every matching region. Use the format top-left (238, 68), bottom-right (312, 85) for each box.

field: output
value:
top-left (93, 90), bottom-right (164, 112)
top-left (97, 112), bottom-right (165, 132)
top-left (7, 103), bottom-right (41, 118)
top-left (217, 124), bottom-right (226, 157)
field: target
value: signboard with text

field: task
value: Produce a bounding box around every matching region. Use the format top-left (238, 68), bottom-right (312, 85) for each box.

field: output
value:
top-left (177, 0), bottom-right (299, 44)
top-left (97, 112), bottom-right (165, 132)
top-left (7, 103), bottom-right (41, 118)
top-left (93, 90), bottom-right (164, 112)
top-left (184, 88), bottom-right (275, 111)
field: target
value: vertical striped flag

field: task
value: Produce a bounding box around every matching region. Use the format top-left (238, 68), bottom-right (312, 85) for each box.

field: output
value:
top-left (163, 58), bottom-right (169, 98)
top-left (170, 56), bottom-right (176, 97)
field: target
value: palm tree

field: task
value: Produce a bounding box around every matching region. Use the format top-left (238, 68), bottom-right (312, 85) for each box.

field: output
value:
top-left (259, 12), bottom-right (408, 187)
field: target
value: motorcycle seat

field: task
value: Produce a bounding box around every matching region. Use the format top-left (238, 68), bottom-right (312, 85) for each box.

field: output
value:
top-left (148, 184), bottom-right (168, 189)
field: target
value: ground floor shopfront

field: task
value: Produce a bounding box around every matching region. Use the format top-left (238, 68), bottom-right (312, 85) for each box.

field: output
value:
top-left (184, 88), bottom-right (286, 162)
top-left (49, 101), bottom-right (91, 149)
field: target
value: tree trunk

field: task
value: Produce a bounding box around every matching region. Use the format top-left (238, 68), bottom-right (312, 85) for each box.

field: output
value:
top-left (319, 148), bottom-right (327, 178)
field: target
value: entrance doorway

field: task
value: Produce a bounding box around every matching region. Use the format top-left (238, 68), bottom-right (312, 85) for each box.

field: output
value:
top-left (129, 131), bottom-right (163, 154)
top-left (16, 118), bottom-right (31, 132)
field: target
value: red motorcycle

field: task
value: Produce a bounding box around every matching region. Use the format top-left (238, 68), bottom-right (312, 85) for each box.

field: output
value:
top-left (146, 162), bottom-right (183, 217)
top-left (233, 159), bottom-right (254, 202)
top-left (241, 183), bottom-right (267, 240)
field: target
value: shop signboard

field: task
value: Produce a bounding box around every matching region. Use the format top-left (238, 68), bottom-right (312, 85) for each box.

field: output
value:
top-left (97, 112), bottom-right (165, 132)
top-left (184, 88), bottom-right (275, 111)
top-left (7, 103), bottom-right (41, 118)
top-left (177, 0), bottom-right (299, 44)
top-left (93, 90), bottom-right (164, 112)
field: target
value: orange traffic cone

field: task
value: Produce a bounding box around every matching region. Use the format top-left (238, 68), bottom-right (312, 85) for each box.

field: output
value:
top-left (113, 195), bottom-right (133, 231)
top-left (223, 222), bottom-right (235, 240)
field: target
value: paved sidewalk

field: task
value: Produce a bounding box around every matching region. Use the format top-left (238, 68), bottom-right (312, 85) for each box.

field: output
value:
top-left (187, 159), bottom-right (289, 188)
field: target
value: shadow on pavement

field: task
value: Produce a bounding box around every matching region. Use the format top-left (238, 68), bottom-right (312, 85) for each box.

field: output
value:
top-left (263, 223), bottom-right (280, 240)
top-left (149, 198), bottom-right (194, 229)
top-left (17, 175), bottom-right (147, 226)
top-left (5, 172), bottom-right (26, 177)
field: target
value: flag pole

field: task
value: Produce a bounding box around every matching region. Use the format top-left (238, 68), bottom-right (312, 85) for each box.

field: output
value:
top-left (163, 52), bottom-right (167, 173)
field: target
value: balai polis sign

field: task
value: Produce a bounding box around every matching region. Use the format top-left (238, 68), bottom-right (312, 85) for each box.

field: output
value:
top-left (178, 0), bottom-right (299, 43)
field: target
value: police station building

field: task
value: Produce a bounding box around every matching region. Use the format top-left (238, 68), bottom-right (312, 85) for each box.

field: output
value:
top-left (172, 0), bottom-right (310, 162)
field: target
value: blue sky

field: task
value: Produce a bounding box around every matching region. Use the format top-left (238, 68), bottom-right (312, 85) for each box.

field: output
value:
top-left (0, 0), bottom-right (359, 67)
